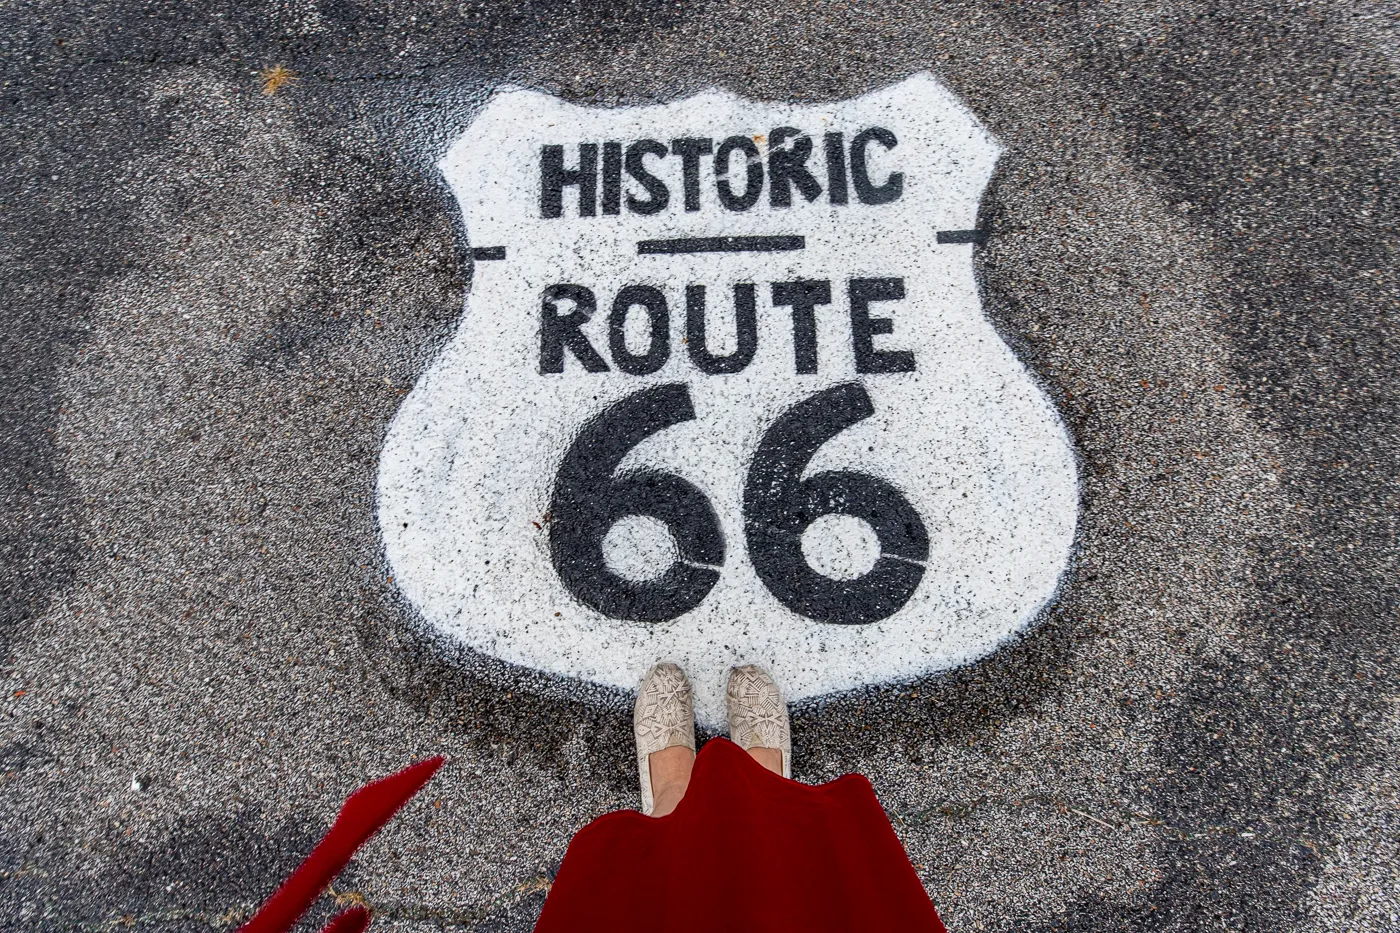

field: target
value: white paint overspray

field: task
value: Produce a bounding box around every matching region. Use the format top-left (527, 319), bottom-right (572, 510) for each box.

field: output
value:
top-left (378, 74), bottom-right (1079, 726)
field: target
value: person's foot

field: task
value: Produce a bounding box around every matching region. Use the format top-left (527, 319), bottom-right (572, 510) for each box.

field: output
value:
top-left (726, 664), bottom-right (791, 778)
top-left (634, 662), bottom-right (697, 816)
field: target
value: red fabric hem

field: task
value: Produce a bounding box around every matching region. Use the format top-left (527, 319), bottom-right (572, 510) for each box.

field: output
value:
top-left (536, 737), bottom-right (946, 933)
top-left (579, 736), bottom-right (873, 830)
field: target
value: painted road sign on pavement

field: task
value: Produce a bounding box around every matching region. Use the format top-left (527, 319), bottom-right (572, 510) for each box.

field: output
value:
top-left (377, 74), bottom-right (1078, 723)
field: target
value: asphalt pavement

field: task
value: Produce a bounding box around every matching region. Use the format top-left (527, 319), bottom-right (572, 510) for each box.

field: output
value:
top-left (1, 2), bottom-right (1397, 931)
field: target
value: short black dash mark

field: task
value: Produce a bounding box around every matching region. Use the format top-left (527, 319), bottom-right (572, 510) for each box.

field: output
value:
top-left (936, 229), bottom-right (990, 245)
top-left (471, 246), bottom-right (506, 261)
top-left (638, 235), bottom-right (805, 255)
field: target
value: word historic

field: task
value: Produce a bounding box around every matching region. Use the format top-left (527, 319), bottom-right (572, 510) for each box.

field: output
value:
top-left (540, 127), bottom-right (903, 218)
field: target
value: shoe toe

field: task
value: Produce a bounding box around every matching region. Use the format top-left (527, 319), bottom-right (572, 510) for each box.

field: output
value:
top-left (634, 662), bottom-right (696, 754)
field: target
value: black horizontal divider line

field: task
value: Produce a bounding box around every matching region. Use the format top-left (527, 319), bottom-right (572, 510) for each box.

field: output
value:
top-left (637, 235), bottom-right (805, 255)
top-left (477, 231), bottom-right (987, 260)
top-left (935, 229), bottom-right (990, 245)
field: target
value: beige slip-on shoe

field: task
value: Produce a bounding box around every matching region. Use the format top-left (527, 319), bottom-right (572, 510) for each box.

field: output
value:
top-left (633, 662), bottom-right (697, 815)
top-left (726, 664), bottom-right (792, 779)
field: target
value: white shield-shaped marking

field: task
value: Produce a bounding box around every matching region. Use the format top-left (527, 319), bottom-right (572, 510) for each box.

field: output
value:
top-left (378, 73), bottom-right (1079, 725)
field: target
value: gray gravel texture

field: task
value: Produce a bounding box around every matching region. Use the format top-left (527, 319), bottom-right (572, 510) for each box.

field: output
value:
top-left (1, 1), bottom-right (1397, 931)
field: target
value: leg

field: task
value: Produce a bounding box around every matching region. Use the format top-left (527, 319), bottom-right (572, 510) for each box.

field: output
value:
top-left (745, 746), bottom-right (783, 775)
top-left (648, 745), bottom-right (696, 817)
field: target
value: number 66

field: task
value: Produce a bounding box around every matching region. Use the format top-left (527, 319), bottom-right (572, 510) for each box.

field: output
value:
top-left (548, 383), bottom-right (928, 625)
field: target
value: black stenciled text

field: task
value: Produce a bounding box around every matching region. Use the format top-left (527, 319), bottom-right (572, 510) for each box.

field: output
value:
top-left (540, 126), bottom-right (903, 218)
top-left (539, 278), bottom-right (914, 376)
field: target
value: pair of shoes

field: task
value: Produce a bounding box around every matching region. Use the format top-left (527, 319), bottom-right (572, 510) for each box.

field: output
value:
top-left (633, 662), bottom-right (792, 815)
